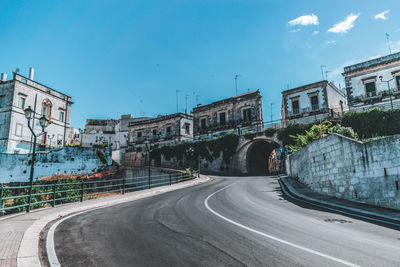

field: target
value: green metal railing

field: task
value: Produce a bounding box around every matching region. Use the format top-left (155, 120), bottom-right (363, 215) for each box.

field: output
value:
top-left (0, 170), bottom-right (196, 216)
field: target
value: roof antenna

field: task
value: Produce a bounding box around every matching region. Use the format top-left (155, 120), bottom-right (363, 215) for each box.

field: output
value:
top-left (234, 74), bottom-right (241, 95)
top-left (386, 33), bottom-right (392, 55)
top-left (320, 65), bottom-right (326, 80)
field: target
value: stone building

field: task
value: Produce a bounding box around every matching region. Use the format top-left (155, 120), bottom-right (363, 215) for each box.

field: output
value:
top-left (343, 52), bottom-right (400, 111)
top-left (192, 90), bottom-right (263, 139)
top-left (281, 80), bottom-right (348, 127)
top-left (128, 113), bottom-right (193, 151)
top-left (0, 70), bottom-right (72, 153)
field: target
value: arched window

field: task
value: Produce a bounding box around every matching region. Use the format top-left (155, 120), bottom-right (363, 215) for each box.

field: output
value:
top-left (42, 99), bottom-right (52, 120)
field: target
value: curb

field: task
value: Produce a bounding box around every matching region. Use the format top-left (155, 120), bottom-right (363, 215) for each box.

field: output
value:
top-left (278, 177), bottom-right (400, 228)
top-left (16, 175), bottom-right (211, 267)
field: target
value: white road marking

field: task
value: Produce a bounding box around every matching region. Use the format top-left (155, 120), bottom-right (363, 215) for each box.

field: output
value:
top-left (204, 180), bottom-right (359, 267)
top-left (46, 208), bottom-right (104, 267)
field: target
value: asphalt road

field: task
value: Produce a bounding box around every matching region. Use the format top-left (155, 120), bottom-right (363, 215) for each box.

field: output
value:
top-left (54, 176), bottom-right (400, 267)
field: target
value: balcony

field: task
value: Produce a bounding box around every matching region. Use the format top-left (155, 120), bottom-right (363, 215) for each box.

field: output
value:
top-left (287, 105), bottom-right (328, 118)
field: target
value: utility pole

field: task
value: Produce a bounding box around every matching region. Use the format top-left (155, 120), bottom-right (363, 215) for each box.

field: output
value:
top-left (320, 65), bottom-right (327, 80)
top-left (184, 94), bottom-right (189, 114)
top-left (386, 33), bottom-right (392, 55)
top-left (176, 90), bottom-right (180, 113)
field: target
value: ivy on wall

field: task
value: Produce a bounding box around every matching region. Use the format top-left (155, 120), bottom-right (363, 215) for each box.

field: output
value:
top-left (151, 133), bottom-right (239, 164)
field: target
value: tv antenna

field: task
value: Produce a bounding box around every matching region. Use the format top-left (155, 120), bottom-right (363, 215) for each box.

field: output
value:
top-left (386, 33), bottom-right (392, 54)
top-left (234, 74), bottom-right (241, 95)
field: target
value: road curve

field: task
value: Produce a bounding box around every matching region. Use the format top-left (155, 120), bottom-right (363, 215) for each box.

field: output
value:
top-left (53, 176), bottom-right (400, 267)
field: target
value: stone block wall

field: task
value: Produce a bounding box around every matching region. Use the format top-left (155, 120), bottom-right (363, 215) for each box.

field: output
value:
top-left (286, 133), bottom-right (400, 210)
top-left (0, 147), bottom-right (111, 183)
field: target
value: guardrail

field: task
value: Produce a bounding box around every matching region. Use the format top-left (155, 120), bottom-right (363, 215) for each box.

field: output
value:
top-left (0, 170), bottom-right (196, 216)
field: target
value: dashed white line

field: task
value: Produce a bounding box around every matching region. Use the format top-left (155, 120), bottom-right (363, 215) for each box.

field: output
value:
top-left (204, 180), bottom-right (359, 267)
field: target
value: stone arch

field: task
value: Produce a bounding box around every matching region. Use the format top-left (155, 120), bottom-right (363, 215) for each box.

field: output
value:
top-left (232, 136), bottom-right (281, 175)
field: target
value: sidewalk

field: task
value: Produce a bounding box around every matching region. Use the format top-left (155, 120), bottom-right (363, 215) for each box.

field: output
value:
top-left (0, 175), bottom-right (210, 267)
top-left (279, 176), bottom-right (400, 226)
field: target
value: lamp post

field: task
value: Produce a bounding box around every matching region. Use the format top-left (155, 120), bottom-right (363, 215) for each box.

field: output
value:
top-left (144, 140), bottom-right (151, 189)
top-left (379, 75), bottom-right (395, 110)
top-left (48, 134), bottom-right (55, 148)
top-left (24, 106), bottom-right (49, 212)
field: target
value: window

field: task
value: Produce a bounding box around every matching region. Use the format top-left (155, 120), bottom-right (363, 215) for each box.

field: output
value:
top-left (166, 126), bottom-right (171, 134)
top-left (365, 82), bottom-right (376, 97)
top-left (59, 111), bottom-right (64, 122)
top-left (152, 129), bottom-right (157, 136)
top-left (185, 124), bottom-right (190, 134)
top-left (0, 96), bottom-right (4, 108)
top-left (310, 95), bottom-right (319, 110)
top-left (396, 75), bottom-right (400, 90)
top-left (137, 132), bottom-right (142, 138)
top-left (242, 108), bottom-right (252, 121)
top-left (219, 112), bottom-right (226, 125)
top-left (291, 100), bottom-right (300, 114)
top-left (15, 123), bottom-right (23, 137)
top-left (201, 118), bottom-right (206, 129)
top-left (42, 99), bottom-right (52, 120)
top-left (19, 97), bottom-right (25, 109)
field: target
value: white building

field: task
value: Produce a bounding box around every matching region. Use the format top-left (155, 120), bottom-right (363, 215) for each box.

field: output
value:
top-left (0, 70), bottom-right (72, 154)
top-left (343, 52), bottom-right (400, 111)
top-left (81, 115), bottom-right (149, 164)
top-left (281, 80), bottom-right (348, 127)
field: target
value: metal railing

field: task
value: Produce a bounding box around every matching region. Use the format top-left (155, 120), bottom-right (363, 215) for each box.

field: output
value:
top-left (0, 170), bottom-right (196, 216)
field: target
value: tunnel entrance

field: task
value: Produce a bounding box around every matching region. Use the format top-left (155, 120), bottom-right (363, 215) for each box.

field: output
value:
top-left (247, 141), bottom-right (279, 175)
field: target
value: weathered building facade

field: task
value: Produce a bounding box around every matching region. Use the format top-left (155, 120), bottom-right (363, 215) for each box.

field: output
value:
top-left (128, 113), bottom-right (193, 151)
top-left (0, 71), bottom-right (72, 153)
top-left (281, 81), bottom-right (348, 127)
top-left (343, 52), bottom-right (400, 111)
top-left (192, 90), bottom-right (263, 139)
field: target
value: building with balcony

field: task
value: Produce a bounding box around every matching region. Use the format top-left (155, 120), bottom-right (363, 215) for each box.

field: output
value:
top-left (281, 81), bottom-right (348, 127)
top-left (0, 69), bottom-right (72, 153)
top-left (128, 113), bottom-right (193, 151)
top-left (343, 52), bottom-right (400, 111)
top-left (192, 90), bottom-right (263, 139)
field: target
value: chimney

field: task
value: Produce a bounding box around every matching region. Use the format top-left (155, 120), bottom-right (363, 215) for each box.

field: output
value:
top-left (0, 73), bottom-right (7, 82)
top-left (29, 67), bottom-right (34, 80)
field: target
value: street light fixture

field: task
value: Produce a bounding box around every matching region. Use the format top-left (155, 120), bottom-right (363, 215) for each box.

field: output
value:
top-left (24, 106), bottom-right (49, 212)
top-left (379, 74), bottom-right (395, 110)
top-left (144, 140), bottom-right (151, 189)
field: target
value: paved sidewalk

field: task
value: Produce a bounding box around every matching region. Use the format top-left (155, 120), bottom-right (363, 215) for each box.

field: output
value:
top-left (0, 175), bottom-right (210, 267)
top-left (280, 176), bottom-right (400, 225)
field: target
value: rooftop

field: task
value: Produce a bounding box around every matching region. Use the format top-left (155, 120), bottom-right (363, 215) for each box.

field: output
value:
top-left (128, 112), bottom-right (192, 127)
top-left (282, 80), bottom-right (328, 95)
top-left (193, 90), bottom-right (260, 112)
top-left (343, 52), bottom-right (400, 74)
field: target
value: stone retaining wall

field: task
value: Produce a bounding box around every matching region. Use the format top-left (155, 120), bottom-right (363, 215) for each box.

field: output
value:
top-left (0, 147), bottom-right (111, 183)
top-left (286, 133), bottom-right (400, 210)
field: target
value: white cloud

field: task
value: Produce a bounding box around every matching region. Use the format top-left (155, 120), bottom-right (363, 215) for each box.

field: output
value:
top-left (288, 14), bottom-right (319, 26)
top-left (328, 13), bottom-right (360, 34)
top-left (313, 30), bottom-right (319, 35)
top-left (326, 40), bottom-right (337, 44)
top-left (374, 10), bottom-right (390, 20)
top-left (289, 28), bottom-right (301, 33)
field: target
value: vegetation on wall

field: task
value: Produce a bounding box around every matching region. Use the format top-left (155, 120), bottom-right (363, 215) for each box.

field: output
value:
top-left (151, 133), bottom-right (240, 164)
top-left (341, 107), bottom-right (400, 139)
top-left (96, 149), bottom-right (108, 164)
top-left (243, 127), bottom-right (278, 140)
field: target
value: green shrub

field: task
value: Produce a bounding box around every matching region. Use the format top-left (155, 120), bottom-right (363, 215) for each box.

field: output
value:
top-left (329, 124), bottom-right (358, 139)
top-left (341, 108), bottom-right (400, 138)
top-left (96, 149), bottom-right (108, 164)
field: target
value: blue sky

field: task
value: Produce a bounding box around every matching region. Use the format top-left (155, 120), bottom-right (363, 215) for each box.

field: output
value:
top-left (1, 0), bottom-right (400, 128)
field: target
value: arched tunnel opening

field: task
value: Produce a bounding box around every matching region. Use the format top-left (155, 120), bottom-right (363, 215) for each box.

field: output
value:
top-left (247, 141), bottom-right (279, 175)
